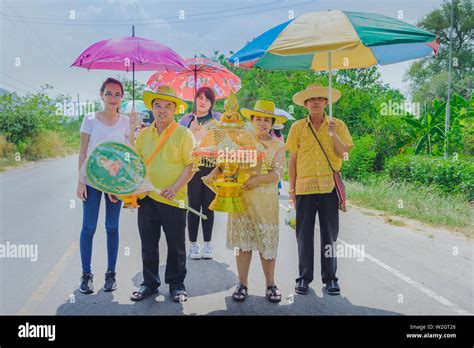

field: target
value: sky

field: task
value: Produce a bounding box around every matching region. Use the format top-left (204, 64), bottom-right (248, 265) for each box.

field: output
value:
top-left (0, 0), bottom-right (444, 103)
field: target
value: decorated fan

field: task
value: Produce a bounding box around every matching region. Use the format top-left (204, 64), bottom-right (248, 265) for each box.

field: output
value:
top-left (86, 142), bottom-right (145, 195)
top-left (85, 141), bottom-right (206, 219)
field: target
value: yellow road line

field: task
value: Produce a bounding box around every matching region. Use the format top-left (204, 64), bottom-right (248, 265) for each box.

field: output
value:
top-left (16, 240), bottom-right (79, 315)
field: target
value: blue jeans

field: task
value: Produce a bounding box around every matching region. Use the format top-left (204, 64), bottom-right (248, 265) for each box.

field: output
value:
top-left (80, 185), bottom-right (122, 274)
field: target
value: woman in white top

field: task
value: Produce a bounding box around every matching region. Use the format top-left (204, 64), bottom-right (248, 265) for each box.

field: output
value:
top-left (76, 77), bottom-right (136, 294)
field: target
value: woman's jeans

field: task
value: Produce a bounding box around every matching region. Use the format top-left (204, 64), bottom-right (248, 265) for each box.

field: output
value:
top-left (80, 185), bottom-right (122, 274)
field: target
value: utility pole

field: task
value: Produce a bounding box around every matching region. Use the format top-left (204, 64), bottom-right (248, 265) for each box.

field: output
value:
top-left (77, 93), bottom-right (80, 119)
top-left (444, 0), bottom-right (454, 159)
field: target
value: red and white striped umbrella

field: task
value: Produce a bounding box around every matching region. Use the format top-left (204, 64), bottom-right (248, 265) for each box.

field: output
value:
top-left (146, 57), bottom-right (241, 101)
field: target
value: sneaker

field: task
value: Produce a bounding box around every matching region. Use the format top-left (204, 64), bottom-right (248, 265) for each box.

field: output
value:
top-left (202, 242), bottom-right (213, 259)
top-left (103, 271), bottom-right (117, 292)
top-left (79, 273), bottom-right (94, 294)
top-left (189, 243), bottom-right (201, 259)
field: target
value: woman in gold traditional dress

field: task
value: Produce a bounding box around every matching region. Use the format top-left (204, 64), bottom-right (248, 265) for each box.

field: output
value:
top-left (225, 100), bottom-right (287, 303)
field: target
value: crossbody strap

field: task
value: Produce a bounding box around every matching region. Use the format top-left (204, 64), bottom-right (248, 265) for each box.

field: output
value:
top-left (307, 121), bottom-right (337, 173)
top-left (145, 121), bottom-right (178, 166)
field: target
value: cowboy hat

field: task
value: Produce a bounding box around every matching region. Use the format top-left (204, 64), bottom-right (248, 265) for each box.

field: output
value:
top-left (143, 86), bottom-right (188, 114)
top-left (293, 83), bottom-right (341, 106)
top-left (241, 100), bottom-right (288, 125)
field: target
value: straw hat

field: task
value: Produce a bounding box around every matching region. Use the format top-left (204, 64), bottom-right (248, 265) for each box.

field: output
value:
top-left (292, 83), bottom-right (341, 106)
top-left (143, 86), bottom-right (188, 114)
top-left (241, 100), bottom-right (288, 125)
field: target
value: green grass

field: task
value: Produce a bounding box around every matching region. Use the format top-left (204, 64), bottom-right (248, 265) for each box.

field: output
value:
top-left (346, 178), bottom-right (474, 238)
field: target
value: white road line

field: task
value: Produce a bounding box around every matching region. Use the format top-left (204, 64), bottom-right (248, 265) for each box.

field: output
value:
top-left (339, 238), bottom-right (471, 315)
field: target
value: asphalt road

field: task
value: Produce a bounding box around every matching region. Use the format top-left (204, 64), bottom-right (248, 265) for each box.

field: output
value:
top-left (0, 154), bottom-right (472, 315)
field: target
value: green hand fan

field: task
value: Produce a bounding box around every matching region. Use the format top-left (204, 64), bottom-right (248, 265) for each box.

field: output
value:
top-left (86, 141), bottom-right (146, 195)
top-left (85, 141), bottom-right (206, 219)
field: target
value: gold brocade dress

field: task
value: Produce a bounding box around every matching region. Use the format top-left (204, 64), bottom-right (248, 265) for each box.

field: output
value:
top-left (226, 138), bottom-right (285, 260)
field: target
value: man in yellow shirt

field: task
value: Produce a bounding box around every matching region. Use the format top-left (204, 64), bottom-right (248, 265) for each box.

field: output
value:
top-left (130, 86), bottom-right (195, 303)
top-left (286, 84), bottom-right (354, 296)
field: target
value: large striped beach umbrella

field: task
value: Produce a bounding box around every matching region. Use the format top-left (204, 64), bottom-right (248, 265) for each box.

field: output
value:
top-left (229, 10), bottom-right (438, 118)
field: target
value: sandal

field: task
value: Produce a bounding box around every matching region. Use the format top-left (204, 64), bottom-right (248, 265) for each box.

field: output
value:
top-left (130, 285), bottom-right (158, 302)
top-left (171, 288), bottom-right (188, 303)
top-left (232, 283), bottom-right (248, 302)
top-left (266, 285), bottom-right (282, 303)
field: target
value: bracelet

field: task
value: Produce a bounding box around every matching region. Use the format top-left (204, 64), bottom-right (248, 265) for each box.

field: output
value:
top-left (289, 189), bottom-right (295, 194)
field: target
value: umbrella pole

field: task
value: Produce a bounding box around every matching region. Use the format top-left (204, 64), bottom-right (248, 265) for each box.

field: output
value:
top-left (132, 25), bottom-right (135, 109)
top-left (194, 68), bottom-right (197, 101)
top-left (132, 63), bottom-right (135, 106)
top-left (328, 51), bottom-right (333, 121)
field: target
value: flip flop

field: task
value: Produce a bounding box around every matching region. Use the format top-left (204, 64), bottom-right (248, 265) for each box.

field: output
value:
top-left (171, 288), bottom-right (188, 303)
top-left (130, 285), bottom-right (159, 302)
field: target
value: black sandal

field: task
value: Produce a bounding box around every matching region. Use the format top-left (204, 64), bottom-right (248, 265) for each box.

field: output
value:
top-left (130, 285), bottom-right (158, 302)
top-left (232, 283), bottom-right (248, 302)
top-left (266, 285), bottom-right (282, 303)
top-left (171, 288), bottom-right (188, 303)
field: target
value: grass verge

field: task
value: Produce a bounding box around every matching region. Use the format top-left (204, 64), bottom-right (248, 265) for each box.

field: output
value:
top-left (346, 178), bottom-right (474, 238)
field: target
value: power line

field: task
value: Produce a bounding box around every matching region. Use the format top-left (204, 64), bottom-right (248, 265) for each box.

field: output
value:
top-left (2, 7), bottom-right (65, 67)
top-left (0, 1), bottom-right (314, 26)
top-left (0, 1), bottom-right (280, 22)
top-left (0, 80), bottom-right (28, 94)
top-left (0, 72), bottom-right (37, 90)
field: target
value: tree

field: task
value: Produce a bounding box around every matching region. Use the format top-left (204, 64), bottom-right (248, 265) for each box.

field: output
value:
top-left (401, 92), bottom-right (473, 155)
top-left (402, 108), bottom-right (445, 155)
top-left (0, 86), bottom-right (63, 146)
top-left (404, 0), bottom-right (473, 103)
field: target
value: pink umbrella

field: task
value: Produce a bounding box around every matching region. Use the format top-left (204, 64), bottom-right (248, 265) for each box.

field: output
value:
top-left (71, 26), bottom-right (188, 102)
top-left (146, 57), bottom-right (241, 101)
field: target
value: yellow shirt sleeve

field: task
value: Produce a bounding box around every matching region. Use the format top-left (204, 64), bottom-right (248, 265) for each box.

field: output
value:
top-left (337, 120), bottom-right (354, 151)
top-left (285, 121), bottom-right (301, 154)
top-left (181, 129), bottom-right (196, 166)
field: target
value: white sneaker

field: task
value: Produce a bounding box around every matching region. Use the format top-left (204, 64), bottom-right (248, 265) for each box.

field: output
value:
top-left (202, 242), bottom-right (213, 259)
top-left (189, 243), bottom-right (201, 259)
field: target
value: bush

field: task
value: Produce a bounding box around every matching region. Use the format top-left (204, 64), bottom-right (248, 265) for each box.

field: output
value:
top-left (0, 135), bottom-right (16, 157)
top-left (24, 131), bottom-right (67, 160)
top-left (0, 90), bottom-right (64, 145)
top-left (341, 135), bottom-right (377, 181)
top-left (384, 155), bottom-right (474, 201)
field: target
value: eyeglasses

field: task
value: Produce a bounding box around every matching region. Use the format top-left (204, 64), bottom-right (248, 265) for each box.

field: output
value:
top-left (104, 92), bottom-right (123, 99)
